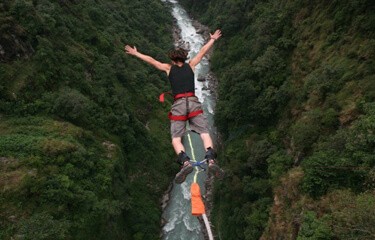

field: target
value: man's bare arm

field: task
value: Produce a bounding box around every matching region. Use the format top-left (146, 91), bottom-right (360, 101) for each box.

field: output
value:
top-left (125, 45), bottom-right (170, 73)
top-left (189, 29), bottom-right (222, 70)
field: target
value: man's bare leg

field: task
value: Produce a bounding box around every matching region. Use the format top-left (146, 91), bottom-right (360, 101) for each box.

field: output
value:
top-left (200, 133), bottom-right (213, 150)
top-left (172, 136), bottom-right (190, 165)
top-left (173, 134), bottom-right (213, 155)
top-left (172, 137), bottom-right (185, 154)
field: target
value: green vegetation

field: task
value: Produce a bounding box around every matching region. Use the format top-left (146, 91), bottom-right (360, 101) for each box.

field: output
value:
top-left (1, 0), bottom-right (176, 239)
top-left (1, 0), bottom-right (374, 239)
top-left (181, 0), bottom-right (374, 239)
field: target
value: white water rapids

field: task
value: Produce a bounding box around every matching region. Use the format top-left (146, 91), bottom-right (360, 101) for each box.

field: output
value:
top-left (161, 1), bottom-right (216, 240)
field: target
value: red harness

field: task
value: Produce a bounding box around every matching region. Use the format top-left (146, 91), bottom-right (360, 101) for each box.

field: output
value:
top-left (159, 92), bottom-right (204, 121)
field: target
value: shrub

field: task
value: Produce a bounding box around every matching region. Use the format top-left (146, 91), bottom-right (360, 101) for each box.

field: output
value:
top-left (297, 211), bottom-right (333, 240)
top-left (267, 150), bottom-right (294, 184)
top-left (18, 212), bottom-right (70, 240)
top-left (52, 88), bottom-right (98, 127)
top-left (302, 102), bottom-right (375, 197)
top-left (290, 116), bottom-right (320, 154)
top-left (329, 190), bottom-right (375, 239)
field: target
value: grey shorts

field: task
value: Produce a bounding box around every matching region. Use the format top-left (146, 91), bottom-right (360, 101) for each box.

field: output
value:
top-left (170, 96), bottom-right (209, 138)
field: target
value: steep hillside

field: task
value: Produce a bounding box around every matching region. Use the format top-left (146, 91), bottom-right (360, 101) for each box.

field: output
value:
top-left (180, 0), bottom-right (374, 239)
top-left (0, 1), bottom-right (176, 239)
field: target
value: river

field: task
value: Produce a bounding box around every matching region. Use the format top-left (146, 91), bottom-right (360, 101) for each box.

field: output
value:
top-left (160, 1), bottom-right (216, 240)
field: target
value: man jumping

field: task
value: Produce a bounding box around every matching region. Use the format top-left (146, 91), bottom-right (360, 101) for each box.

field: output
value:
top-left (125, 29), bottom-right (224, 184)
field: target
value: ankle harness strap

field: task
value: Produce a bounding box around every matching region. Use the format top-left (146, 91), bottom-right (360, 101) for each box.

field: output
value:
top-left (176, 151), bottom-right (190, 165)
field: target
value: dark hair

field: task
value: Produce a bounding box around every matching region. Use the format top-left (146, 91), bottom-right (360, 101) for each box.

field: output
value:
top-left (168, 48), bottom-right (188, 62)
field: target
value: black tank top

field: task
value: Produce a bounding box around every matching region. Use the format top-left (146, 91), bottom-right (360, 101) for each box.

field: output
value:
top-left (168, 63), bottom-right (195, 95)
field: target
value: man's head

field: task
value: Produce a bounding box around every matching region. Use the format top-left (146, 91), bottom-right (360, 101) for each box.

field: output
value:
top-left (168, 48), bottom-right (188, 63)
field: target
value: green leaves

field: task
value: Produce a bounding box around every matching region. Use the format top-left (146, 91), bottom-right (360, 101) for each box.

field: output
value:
top-left (1, 0), bottom-right (175, 238)
top-left (52, 87), bottom-right (98, 127)
top-left (302, 102), bottom-right (375, 197)
top-left (183, 0), bottom-right (374, 239)
top-left (329, 190), bottom-right (375, 239)
top-left (18, 212), bottom-right (71, 240)
top-left (297, 211), bottom-right (333, 240)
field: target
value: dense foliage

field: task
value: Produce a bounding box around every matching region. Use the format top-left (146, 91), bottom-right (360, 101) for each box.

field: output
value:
top-left (1, 0), bottom-right (374, 239)
top-left (1, 0), bottom-right (177, 239)
top-left (180, 0), bottom-right (374, 239)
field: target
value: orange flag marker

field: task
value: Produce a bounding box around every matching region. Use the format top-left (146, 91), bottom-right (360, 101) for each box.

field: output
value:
top-left (191, 183), bottom-right (205, 216)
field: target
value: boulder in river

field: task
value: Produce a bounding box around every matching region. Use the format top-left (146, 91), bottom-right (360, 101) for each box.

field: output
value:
top-left (197, 76), bottom-right (206, 82)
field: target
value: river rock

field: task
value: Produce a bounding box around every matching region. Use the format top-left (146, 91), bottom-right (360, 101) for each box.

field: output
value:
top-left (196, 28), bottom-right (205, 34)
top-left (197, 76), bottom-right (206, 82)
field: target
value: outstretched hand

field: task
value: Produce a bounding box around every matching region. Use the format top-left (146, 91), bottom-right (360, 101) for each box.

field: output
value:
top-left (125, 45), bottom-right (138, 55)
top-left (210, 29), bottom-right (222, 40)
